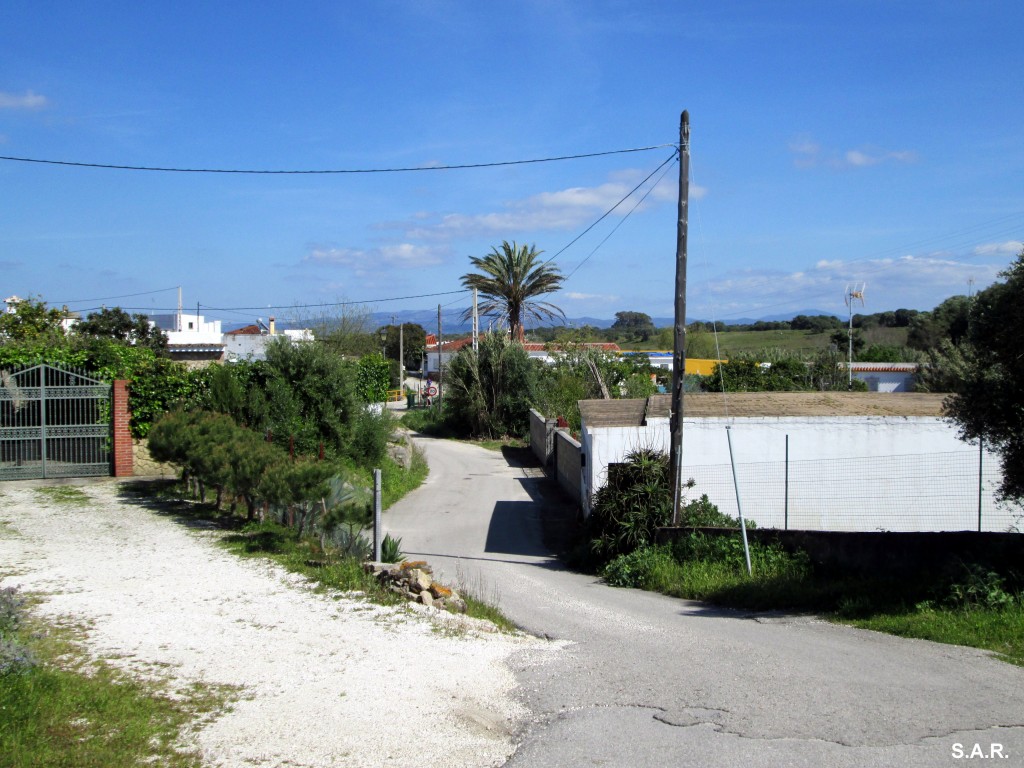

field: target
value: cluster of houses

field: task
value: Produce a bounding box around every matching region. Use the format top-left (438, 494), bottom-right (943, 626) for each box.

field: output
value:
top-left (151, 312), bottom-right (313, 366)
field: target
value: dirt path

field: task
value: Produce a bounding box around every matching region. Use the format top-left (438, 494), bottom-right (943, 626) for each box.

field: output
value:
top-left (0, 481), bottom-right (548, 768)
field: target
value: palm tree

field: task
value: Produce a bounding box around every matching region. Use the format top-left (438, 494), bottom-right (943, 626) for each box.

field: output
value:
top-left (461, 241), bottom-right (565, 342)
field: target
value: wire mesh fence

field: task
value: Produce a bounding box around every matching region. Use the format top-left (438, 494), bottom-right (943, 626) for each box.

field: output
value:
top-left (686, 450), bottom-right (1023, 533)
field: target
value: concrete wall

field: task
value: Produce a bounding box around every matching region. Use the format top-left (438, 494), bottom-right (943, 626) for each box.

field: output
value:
top-left (554, 429), bottom-right (583, 507)
top-left (582, 415), bottom-right (1022, 532)
top-left (529, 409), bottom-right (556, 468)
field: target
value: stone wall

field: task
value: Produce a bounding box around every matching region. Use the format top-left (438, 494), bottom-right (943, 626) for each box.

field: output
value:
top-left (132, 439), bottom-right (178, 478)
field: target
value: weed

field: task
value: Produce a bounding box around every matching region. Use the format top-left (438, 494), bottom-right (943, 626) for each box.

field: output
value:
top-left (0, 603), bottom-right (227, 766)
top-left (34, 486), bottom-right (91, 507)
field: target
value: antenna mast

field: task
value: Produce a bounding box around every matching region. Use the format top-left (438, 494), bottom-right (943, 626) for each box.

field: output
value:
top-left (844, 282), bottom-right (866, 389)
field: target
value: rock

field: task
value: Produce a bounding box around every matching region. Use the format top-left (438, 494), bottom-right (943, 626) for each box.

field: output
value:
top-left (409, 569), bottom-right (432, 592)
top-left (419, 590), bottom-right (433, 607)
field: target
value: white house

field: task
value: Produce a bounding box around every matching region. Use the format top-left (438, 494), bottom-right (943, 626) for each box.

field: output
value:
top-left (578, 392), bottom-right (1020, 533)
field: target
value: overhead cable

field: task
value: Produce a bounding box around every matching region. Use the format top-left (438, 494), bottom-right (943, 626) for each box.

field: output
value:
top-left (0, 144), bottom-right (678, 175)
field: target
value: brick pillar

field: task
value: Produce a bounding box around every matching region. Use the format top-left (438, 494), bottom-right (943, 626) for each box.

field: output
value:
top-left (112, 380), bottom-right (134, 478)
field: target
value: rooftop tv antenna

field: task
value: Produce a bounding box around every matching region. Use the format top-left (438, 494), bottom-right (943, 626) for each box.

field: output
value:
top-left (844, 282), bottom-right (866, 389)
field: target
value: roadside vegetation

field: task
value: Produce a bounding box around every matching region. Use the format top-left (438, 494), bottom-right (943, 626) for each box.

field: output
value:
top-left (571, 449), bottom-right (1024, 666)
top-left (0, 586), bottom-right (226, 767)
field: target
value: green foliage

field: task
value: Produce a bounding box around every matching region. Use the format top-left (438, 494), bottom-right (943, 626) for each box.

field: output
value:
top-left (356, 353), bottom-right (391, 403)
top-left (532, 342), bottom-right (658, 429)
top-left (461, 241), bottom-right (564, 342)
top-left (0, 296), bottom-right (67, 342)
top-left (907, 295), bottom-right (971, 350)
top-left (380, 323), bottom-right (427, 371)
top-left (944, 252), bottom-right (1024, 501)
top-left (585, 448), bottom-right (674, 562)
top-left (444, 332), bottom-right (536, 438)
top-left (944, 563), bottom-right (1019, 611)
top-left (601, 545), bottom-right (681, 589)
top-left (610, 311), bottom-right (656, 343)
top-left (380, 533), bottom-right (404, 564)
top-left (72, 306), bottom-right (168, 354)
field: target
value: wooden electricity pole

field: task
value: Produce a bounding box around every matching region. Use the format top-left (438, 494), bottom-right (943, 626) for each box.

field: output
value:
top-left (669, 110), bottom-right (690, 526)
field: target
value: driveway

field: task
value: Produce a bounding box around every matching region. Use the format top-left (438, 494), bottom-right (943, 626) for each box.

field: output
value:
top-left (386, 436), bottom-right (1024, 768)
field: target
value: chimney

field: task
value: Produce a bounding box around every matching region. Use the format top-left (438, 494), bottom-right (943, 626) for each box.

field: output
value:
top-left (269, 316), bottom-right (276, 335)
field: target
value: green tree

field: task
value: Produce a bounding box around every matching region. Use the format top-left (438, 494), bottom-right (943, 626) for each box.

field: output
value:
top-left (461, 241), bottom-right (564, 342)
top-left (445, 332), bottom-right (536, 438)
top-left (0, 296), bottom-right (67, 342)
top-left (73, 307), bottom-right (168, 354)
top-left (610, 311), bottom-right (656, 343)
top-left (944, 253), bottom-right (1024, 501)
top-left (907, 295), bottom-right (970, 350)
top-left (380, 323), bottom-right (427, 371)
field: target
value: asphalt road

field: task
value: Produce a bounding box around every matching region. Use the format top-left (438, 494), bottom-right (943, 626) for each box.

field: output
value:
top-left (386, 436), bottom-right (1024, 768)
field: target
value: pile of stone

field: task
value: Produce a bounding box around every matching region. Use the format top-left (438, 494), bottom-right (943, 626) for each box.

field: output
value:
top-left (364, 560), bottom-right (467, 613)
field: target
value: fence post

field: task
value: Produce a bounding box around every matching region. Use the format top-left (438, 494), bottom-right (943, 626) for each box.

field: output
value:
top-left (373, 468), bottom-right (382, 562)
top-left (978, 438), bottom-right (984, 533)
top-left (784, 433), bottom-right (789, 531)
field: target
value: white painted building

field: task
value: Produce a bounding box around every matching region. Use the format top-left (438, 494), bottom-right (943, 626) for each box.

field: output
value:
top-left (578, 393), bottom-right (1021, 533)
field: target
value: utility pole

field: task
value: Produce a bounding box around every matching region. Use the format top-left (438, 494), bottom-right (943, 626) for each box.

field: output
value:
top-left (472, 288), bottom-right (479, 353)
top-left (669, 110), bottom-right (690, 526)
top-left (436, 304), bottom-right (443, 411)
top-left (392, 314), bottom-right (404, 391)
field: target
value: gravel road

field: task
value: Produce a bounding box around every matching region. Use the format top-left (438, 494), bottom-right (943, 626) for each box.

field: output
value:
top-left (0, 481), bottom-right (549, 768)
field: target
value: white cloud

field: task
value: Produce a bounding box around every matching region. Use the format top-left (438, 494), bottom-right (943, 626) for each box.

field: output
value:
top-left (790, 135), bottom-right (916, 170)
top-left (565, 291), bottom-right (618, 301)
top-left (303, 243), bottom-right (446, 276)
top-left (0, 90), bottom-right (48, 110)
top-left (690, 252), bottom-right (1003, 321)
top-left (400, 167), bottom-right (686, 241)
top-left (972, 240), bottom-right (1023, 256)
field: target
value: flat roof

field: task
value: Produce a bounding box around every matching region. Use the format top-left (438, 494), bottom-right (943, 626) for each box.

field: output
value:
top-left (580, 392), bottom-right (947, 427)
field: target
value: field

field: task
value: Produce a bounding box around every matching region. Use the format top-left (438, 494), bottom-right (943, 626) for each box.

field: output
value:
top-left (620, 326), bottom-right (910, 358)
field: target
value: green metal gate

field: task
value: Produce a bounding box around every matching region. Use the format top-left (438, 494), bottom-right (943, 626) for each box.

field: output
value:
top-left (0, 364), bottom-right (112, 480)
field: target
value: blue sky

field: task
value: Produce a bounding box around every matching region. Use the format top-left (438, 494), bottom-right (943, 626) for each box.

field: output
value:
top-left (2, 1), bottom-right (1022, 329)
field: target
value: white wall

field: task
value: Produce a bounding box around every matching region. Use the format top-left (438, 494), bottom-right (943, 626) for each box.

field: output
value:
top-left (581, 416), bottom-right (1021, 532)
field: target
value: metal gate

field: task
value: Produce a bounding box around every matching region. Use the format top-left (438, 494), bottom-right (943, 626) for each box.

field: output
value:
top-left (0, 364), bottom-right (112, 480)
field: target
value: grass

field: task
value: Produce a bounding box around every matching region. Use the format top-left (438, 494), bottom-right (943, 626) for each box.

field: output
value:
top-left (217, 520), bottom-right (517, 630)
top-left (33, 486), bottom-right (93, 507)
top-left (0, 598), bottom-right (228, 768)
top-left (848, 606), bottom-right (1024, 666)
top-left (596, 533), bottom-right (1024, 665)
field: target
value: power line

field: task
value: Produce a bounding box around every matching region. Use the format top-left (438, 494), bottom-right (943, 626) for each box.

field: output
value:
top-left (564, 154), bottom-right (678, 281)
top-left (544, 150), bottom-right (679, 267)
top-left (0, 144), bottom-right (678, 175)
top-left (57, 286), bottom-right (180, 306)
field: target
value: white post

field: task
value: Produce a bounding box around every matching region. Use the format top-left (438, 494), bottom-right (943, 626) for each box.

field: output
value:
top-left (373, 468), bottom-right (382, 562)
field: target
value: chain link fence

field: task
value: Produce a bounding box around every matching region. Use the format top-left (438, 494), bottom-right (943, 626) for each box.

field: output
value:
top-left (686, 449), bottom-right (1023, 533)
